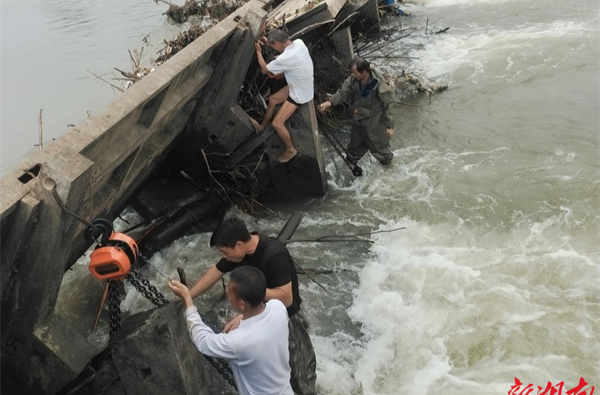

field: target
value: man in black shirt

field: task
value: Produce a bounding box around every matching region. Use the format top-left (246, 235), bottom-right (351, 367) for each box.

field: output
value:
top-left (189, 218), bottom-right (317, 395)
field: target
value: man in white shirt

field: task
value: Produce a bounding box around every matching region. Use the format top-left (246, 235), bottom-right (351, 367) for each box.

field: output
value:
top-left (168, 266), bottom-right (293, 395)
top-left (251, 29), bottom-right (314, 163)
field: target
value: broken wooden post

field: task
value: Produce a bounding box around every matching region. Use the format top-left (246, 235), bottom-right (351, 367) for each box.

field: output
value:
top-left (37, 109), bottom-right (44, 150)
top-left (177, 268), bottom-right (188, 286)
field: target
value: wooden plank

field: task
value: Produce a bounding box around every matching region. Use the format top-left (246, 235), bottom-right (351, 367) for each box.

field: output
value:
top-left (277, 212), bottom-right (305, 242)
top-left (226, 129), bottom-right (275, 168)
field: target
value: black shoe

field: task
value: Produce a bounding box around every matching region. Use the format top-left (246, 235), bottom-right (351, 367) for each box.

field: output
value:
top-left (352, 166), bottom-right (363, 177)
top-left (380, 158), bottom-right (393, 166)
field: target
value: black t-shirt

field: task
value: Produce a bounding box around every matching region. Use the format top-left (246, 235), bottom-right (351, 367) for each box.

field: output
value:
top-left (215, 233), bottom-right (302, 317)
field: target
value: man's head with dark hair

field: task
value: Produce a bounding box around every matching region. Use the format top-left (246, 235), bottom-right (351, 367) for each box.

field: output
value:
top-left (210, 218), bottom-right (251, 248)
top-left (349, 58), bottom-right (370, 73)
top-left (210, 218), bottom-right (253, 263)
top-left (349, 57), bottom-right (371, 81)
top-left (227, 266), bottom-right (267, 310)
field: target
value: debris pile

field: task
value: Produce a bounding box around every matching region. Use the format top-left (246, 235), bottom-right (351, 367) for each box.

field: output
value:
top-left (155, 0), bottom-right (203, 24)
top-left (200, 150), bottom-right (267, 214)
top-left (155, 0), bottom-right (249, 24)
top-left (393, 70), bottom-right (448, 95)
top-left (154, 23), bottom-right (209, 65)
top-left (114, 44), bottom-right (157, 89)
top-left (90, 0), bottom-right (251, 90)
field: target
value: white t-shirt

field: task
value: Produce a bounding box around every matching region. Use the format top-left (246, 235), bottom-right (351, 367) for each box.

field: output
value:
top-left (267, 39), bottom-right (314, 105)
top-left (185, 300), bottom-right (293, 395)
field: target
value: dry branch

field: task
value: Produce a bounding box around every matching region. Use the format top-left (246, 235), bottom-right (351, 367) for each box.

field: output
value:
top-left (88, 70), bottom-right (125, 92)
top-left (37, 109), bottom-right (44, 150)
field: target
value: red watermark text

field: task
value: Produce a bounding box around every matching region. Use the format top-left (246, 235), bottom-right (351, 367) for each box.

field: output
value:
top-left (509, 377), bottom-right (595, 395)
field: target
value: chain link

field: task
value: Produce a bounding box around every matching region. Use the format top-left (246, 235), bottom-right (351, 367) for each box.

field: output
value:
top-left (108, 280), bottom-right (121, 338)
top-left (126, 268), bottom-right (169, 307)
top-left (203, 354), bottom-right (238, 390)
top-left (199, 317), bottom-right (238, 390)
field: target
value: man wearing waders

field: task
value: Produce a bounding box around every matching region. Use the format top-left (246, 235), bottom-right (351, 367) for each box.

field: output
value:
top-left (188, 218), bottom-right (317, 395)
top-left (318, 57), bottom-right (395, 167)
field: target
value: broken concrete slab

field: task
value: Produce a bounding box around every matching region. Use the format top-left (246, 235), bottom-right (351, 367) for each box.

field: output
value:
top-left (111, 301), bottom-right (236, 395)
top-left (268, 0), bottom-right (349, 35)
top-left (258, 101), bottom-right (328, 199)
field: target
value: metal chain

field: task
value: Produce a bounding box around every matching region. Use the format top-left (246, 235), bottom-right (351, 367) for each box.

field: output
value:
top-left (123, 262), bottom-right (238, 390)
top-left (130, 254), bottom-right (170, 306)
top-left (133, 267), bottom-right (170, 306)
top-left (198, 317), bottom-right (238, 389)
top-left (125, 268), bottom-right (169, 307)
top-left (108, 280), bottom-right (122, 338)
top-left (203, 354), bottom-right (238, 390)
top-left (320, 125), bottom-right (363, 176)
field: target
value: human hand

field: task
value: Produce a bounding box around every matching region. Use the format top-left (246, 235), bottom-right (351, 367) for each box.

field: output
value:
top-left (223, 314), bottom-right (243, 333)
top-left (317, 101), bottom-right (332, 112)
top-left (386, 128), bottom-right (394, 139)
top-left (254, 40), bottom-right (263, 52)
top-left (168, 279), bottom-right (192, 303)
top-left (260, 36), bottom-right (268, 45)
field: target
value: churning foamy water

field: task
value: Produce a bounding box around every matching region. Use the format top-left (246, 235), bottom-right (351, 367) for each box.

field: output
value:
top-left (306, 0), bottom-right (599, 393)
top-left (46, 0), bottom-right (599, 393)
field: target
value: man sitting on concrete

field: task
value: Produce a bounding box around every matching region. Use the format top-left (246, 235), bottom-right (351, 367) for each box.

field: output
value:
top-left (168, 266), bottom-right (293, 395)
top-left (318, 57), bottom-right (396, 167)
top-left (251, 29), bottom-right (314, 163)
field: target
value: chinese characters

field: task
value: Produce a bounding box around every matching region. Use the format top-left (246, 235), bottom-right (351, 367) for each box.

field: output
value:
top-left (509, 377), bottom-right (595, 395)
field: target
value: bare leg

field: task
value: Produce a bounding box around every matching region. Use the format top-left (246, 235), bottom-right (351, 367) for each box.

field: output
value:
top-left (272, 101), bottom-right (299, 163)
top-left (250, 86), bottom-right (289, 133)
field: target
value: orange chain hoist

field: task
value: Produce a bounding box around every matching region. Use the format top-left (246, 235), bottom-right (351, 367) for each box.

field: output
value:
top-left (85, 219), bottom-right (138, 281)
